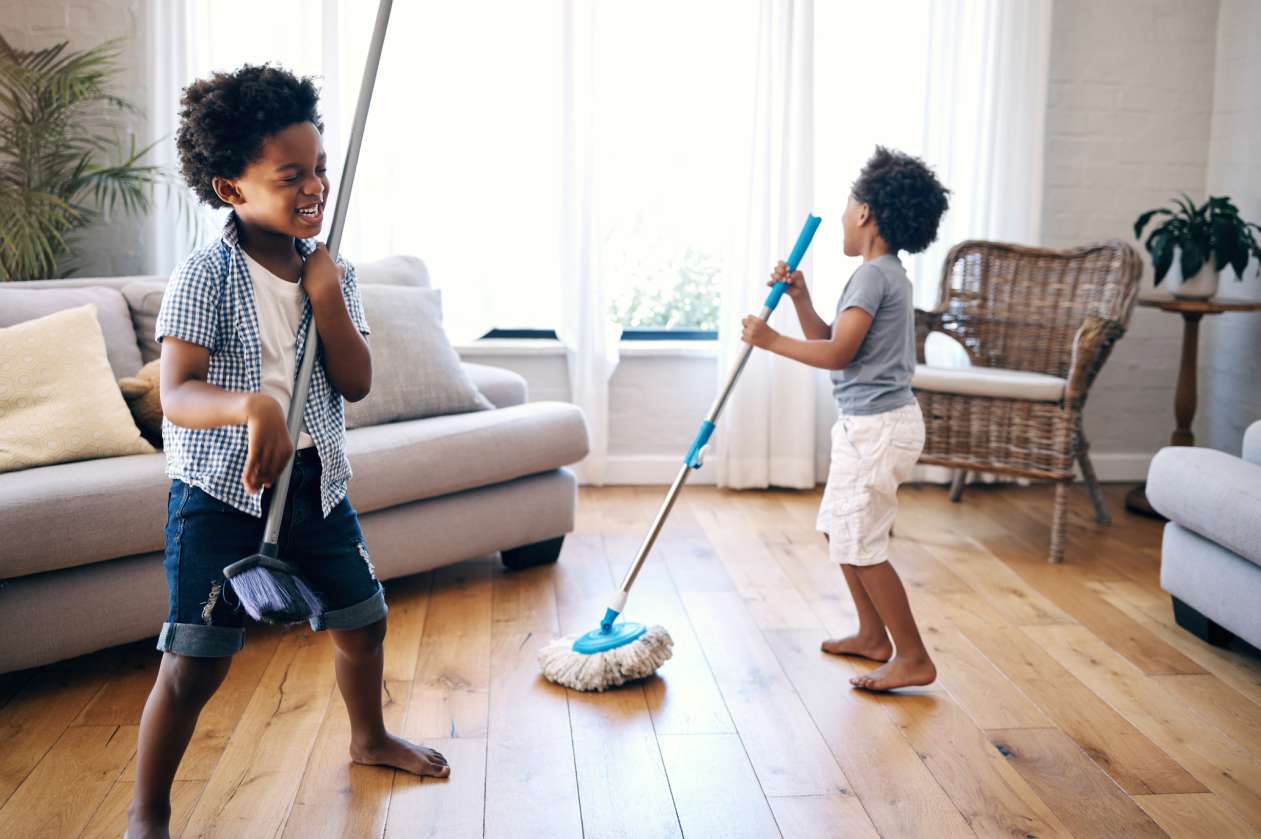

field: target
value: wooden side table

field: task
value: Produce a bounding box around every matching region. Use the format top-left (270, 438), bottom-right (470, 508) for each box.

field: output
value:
top-left (1125, 294), bottom-right (1261, 518)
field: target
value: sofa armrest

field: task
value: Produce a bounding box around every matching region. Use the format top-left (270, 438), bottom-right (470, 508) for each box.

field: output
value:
top-left (462, 362), bottom-right (527, 409)
top-left (1147, 445), bottom-right (1261, 568)
top-left (1244, 420), bottom-right (1261, 466)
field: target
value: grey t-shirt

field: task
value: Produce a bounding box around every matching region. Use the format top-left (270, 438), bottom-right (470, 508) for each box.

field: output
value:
top-left (830, 254), bottom-right (917, 415)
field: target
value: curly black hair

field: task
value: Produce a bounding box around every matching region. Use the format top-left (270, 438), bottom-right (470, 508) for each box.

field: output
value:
top-left (850, 147), bottom-right (950, 254)
top-left (176, 64), bottom-right (324, 208)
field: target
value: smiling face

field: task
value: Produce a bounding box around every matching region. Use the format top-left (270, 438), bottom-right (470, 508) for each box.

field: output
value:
top-left (212, 121), bottom-right (329, 238)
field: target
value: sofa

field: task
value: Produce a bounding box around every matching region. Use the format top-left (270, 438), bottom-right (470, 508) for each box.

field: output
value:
top-left (1146, 419), bottom-right (1261, 650)
top-left (0, 257), bottom-right (590, 674)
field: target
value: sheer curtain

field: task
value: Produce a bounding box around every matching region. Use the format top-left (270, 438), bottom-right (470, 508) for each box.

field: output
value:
top-left (713, 0), bottom-right (818, 490)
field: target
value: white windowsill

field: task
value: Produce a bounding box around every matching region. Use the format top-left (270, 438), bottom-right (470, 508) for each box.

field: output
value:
top-left (455, 338), bottom-right (720, 359)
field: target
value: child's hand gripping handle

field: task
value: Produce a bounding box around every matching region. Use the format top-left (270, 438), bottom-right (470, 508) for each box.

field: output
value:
top-left (684, 213), bottom-right (822, 469)
top-left (762, 213), bottom-right (822, 312)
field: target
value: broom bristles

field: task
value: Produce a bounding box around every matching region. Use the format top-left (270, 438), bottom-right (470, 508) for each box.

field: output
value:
top-left (228, 564), bottom-right (323, 624)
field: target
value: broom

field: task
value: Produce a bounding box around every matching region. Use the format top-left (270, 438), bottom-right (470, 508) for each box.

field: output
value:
top-left (223, 0), bottom-right (394, 624)
top-left (539, 213), bottom-right (822, 690)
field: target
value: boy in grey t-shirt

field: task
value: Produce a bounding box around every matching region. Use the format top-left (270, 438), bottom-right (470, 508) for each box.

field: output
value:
top-left (742, 147), bottom-right (949, 692)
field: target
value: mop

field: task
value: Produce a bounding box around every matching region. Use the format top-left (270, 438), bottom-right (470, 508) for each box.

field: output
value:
top-left (539, 214), bottom-right (822, 690)
top-left (222, 0), bottom-right (394, 623)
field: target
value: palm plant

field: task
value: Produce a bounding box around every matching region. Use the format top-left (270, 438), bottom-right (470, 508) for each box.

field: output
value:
top-left (0, 34), bottom-right (183, 281)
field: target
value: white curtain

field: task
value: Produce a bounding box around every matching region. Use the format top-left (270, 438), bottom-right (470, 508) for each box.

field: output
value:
top-left (912, 0), bottom-right (1054, 310)
top-left (557, 0), bottom-right (620, 485)
top-left (713, 0), bottom-right (818, 490)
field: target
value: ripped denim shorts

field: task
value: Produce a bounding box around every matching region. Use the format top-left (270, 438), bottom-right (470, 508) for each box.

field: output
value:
top-left (157, 447), bottom-right (386, 657)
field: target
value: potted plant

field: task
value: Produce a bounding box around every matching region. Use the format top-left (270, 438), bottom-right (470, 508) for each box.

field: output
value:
top-left (1133, 194), bottom-right (1261, 299)
top-left (0, 34), bottom-right (187, 282)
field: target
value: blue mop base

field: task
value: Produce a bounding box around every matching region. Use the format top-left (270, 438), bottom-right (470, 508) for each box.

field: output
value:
top-left (572, 620), bottom-right (647, 654)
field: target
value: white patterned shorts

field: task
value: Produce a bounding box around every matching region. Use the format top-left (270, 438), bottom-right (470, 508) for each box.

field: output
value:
top-left (816, 402), bottom-right (925, 566)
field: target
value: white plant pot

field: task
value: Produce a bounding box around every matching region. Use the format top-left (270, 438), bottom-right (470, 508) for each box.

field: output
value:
top-left (1164, 246), bottom-right (1219, 299)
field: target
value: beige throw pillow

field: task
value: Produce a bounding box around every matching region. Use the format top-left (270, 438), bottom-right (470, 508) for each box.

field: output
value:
top-left (0, 304), bottom-right (155, 473)
top-left (345, 285), bottom-right (493, 429)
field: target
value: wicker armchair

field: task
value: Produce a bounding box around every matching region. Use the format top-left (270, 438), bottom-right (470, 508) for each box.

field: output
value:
top-left (912, 240), bottom-right (1142, 563)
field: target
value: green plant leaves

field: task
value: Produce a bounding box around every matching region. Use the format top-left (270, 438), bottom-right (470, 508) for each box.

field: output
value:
top-left (0, 32), bottom-right (184, 281)
top-left (1180, 239), bottom-right (1204, 282)
top-left (1135, 193), bottom-right (1260, 285)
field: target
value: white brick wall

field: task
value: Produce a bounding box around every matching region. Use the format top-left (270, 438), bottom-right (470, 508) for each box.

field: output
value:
top-left (1041, 0), bottom-right (1221, 474)
top-left (1202, 0), bottom-right (1261, 455)
top-left (4, 0), bottom-right (150, 278)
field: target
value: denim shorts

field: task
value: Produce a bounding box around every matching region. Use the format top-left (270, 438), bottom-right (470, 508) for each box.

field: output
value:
top-left (158, 447), bottom-right (387, 657)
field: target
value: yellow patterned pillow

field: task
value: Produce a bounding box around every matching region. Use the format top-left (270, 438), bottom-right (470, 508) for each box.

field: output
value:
top-left (0, 304), bottom-right (155, 473)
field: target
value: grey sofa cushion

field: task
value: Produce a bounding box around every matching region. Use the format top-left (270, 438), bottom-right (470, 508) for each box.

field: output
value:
top-left (346, 285), bottom-right (493, 428)
top-left (346, 401), bottom-right (589, 515)
top-left (0, 400), bottom-right (587, 579)
top-left (1147, 446), bottom-right (1261, 568)
top-left (121, 280), bottom-right (167, 364)
top-left (1244, 420), bottom-right (1261, 466)
top-left (0, 452), bottom-right (168, 578)
top-left (463, 362), bottom-right (527, 409)
top-left (356, 254), bottom-right (430, 288)
top-left (0, 285), bottom-right (145, 378)
top-left (1161, 522), bottom-right (1261, 649)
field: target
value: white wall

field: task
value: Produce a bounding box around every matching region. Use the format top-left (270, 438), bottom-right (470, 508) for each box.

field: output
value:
top-left (1040, 0), bottom-right (1220, 476)
top-left (4, 0), bottom-right (150, 277)
top-left (1202, 0), bottom-right (1261, 455)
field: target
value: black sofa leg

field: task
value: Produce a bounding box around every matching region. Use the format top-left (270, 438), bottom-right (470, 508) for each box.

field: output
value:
top-left (501, 536), bottom-right (565, 571)
top-left (1172, 597), bottom-right (1234, 647)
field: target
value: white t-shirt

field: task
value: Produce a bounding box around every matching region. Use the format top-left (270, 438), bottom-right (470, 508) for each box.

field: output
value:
top-left (243, 252), bottom-right (314, 449)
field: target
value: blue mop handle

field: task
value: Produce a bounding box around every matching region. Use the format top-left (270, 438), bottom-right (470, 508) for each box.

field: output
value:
top-left (597, 214), bottom-right (823, 636)
top-left (683, 213), bottom-right (821, 469)
top-left (762, 213), bottom-right (822, 311)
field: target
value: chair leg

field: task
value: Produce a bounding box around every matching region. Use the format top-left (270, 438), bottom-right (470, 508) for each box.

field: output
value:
top-left (949, 469), bottom-right (967, 502)
top-left (1049, 481), bottom-right (1069, 563)
top-left (1078, 449), bottom-right (1111, 525)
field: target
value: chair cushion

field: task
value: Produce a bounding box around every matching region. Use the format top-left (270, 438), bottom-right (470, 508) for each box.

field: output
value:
top-left (345, 401), bottom-right (589, 515)
top-left (1147, 445), bottom-right (1261, 569)
top-left (0, 284), bottom-right (144, 378)
top-left (912, 364), bottom-right (1066, 402)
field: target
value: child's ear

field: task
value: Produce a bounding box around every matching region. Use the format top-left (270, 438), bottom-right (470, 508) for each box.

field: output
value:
top-left (212, 176), bottom-right (244, 206)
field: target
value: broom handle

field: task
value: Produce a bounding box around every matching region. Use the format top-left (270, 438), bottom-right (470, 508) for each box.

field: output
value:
top-left (261, 0), bottom-right (394, 549)
top-left (608, 215), bottom-right (822, 612)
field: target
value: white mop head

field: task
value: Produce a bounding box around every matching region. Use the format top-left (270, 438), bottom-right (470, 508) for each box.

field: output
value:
top-left (538, 625), bottom-right (674, 691)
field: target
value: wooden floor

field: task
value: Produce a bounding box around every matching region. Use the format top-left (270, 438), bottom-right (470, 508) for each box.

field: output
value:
top-left (2, 483), bottom-right (1261, 838)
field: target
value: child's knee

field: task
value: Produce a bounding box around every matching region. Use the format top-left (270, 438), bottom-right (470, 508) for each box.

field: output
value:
top-left (161, 653), bottom-right (231, 706)
top-left (333, 617), bottom-right (387, 655)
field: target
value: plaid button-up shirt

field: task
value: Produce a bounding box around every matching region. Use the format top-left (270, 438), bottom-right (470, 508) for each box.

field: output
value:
top-left (155, 213), bottom-right (370, 518)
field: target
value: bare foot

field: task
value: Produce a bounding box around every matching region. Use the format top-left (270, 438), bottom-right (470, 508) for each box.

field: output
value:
top-left (849, 656), bottom-right (936, 692)
top-left (821, 634), bottom-right (893, 662)
top-left (124, 805), bottom-right (170, 839)
top-left (351, 733), bottom-right (450, 778)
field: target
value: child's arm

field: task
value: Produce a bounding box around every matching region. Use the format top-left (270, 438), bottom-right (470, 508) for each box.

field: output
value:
top-left (769, 261), bottom-right (832, 340)
top-left (160, 339), bottom-right (293, 494)
top-left (741, 306), bottom-right (873, 371)
top-left (302, 244), bottom-right (373, 403)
